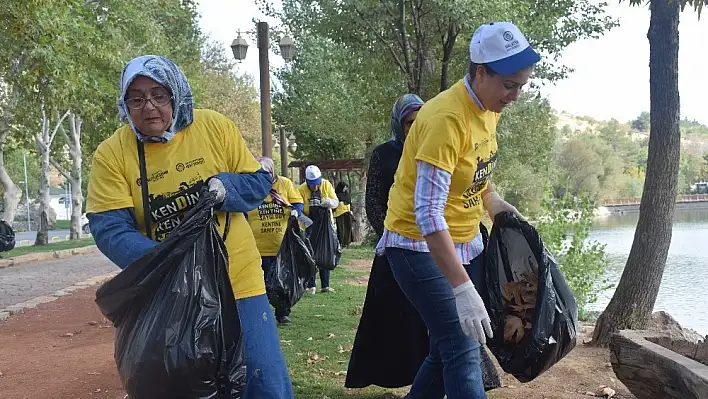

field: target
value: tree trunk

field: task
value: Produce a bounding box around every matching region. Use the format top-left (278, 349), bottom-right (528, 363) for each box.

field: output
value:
top-left (50, 112), bottom-right (83, 239)
top-left (592, 0), bottom-right (680, 346)
top-left (68, 114), bottom-right (83, 239)
top-left (35, 106), bottom-right (69, 246)
top-left (440, 23), bottom-right (458, 93)
top-left (0, 111), bottom-right (21, 223)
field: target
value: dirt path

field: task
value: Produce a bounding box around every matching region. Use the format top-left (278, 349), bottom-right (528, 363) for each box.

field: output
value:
top-left (0, 262), bottom-right (635, 399)
top-left (0, 287), bottom-right (126, 399)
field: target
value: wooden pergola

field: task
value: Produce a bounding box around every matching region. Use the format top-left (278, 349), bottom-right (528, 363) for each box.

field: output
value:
top-left (288, 159), bottom-right (365, 183)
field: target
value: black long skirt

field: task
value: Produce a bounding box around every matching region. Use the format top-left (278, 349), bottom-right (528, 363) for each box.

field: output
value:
top-left (336, 212), bottom-right (353, 247)
top-left (345, 254), bottom-right (502, 390)
top-left (345, 254), bottom-right (429, 388)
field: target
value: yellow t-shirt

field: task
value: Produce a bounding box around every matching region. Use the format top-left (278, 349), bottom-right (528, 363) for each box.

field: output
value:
top-left (247, 176), bottom-right (303, 257)
top-left (86, 109), bottom-right (266, 299)
top-left (298, 179), bottom-right (337, 223)
top-left (384, 80), bottom-right (500, 243)
top-left (334, 201), bottom-right (351, 218)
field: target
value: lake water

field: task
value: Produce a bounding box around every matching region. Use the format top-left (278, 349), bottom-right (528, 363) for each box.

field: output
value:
top-left (587, 209), bottom-right (708, 334)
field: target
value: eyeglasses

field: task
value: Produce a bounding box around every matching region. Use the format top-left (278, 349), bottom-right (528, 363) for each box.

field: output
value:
top-left (125, 88), bottom-right (172, 110)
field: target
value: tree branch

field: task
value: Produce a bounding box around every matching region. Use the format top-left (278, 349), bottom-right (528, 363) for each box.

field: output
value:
top-left (353, 5), bottom-right (408, 75)
top-left (49, 109), bottom-right (71, 146)
top-left (49, 157), bottom-right (71, 181)
top-left (398, 0), bottom-right (413, 83)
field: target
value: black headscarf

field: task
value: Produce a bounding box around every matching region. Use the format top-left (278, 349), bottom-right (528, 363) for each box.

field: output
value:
top-left (336, 182), bottom-right (351, 205)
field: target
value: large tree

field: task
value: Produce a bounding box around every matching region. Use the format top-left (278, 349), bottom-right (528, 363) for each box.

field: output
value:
top-left (260, 0), bottom-right (616, 98)
top-left (592, 0), bottom-right (704, 346)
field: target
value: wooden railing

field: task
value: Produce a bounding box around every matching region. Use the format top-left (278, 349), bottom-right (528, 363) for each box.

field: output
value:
top-left (600, 194), bottom-right (708, 207)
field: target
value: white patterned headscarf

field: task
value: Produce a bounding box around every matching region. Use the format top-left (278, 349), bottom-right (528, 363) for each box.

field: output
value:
top-left (117, 55), bottom-right (194, 143)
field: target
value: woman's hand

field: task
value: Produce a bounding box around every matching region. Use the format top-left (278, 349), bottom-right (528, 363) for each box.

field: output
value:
top-left (208, 178), bottom-right (226, 203)
top-left (483, 190), bottom-right (526, 221)
top-left (452, 281), bottom-right (493, 344)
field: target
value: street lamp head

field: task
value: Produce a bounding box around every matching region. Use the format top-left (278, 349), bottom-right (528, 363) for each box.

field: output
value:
top-left (288, 141), bottom-right (298, 152)
top-left (231, 33), bottom-right (249, 61)
top-left (279, 35), bottom-right (296, 62)
top-left (273, 140), bottom-right (281, 151)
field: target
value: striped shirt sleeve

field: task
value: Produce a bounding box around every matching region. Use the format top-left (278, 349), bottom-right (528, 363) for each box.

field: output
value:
top-left (414, 160), bottom-right (451, 236)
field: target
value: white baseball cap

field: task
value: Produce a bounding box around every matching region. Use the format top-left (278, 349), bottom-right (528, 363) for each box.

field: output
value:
top-left (305, 165), bottom-right (322, 185)
top-left (469, 22), bottom-right (541, 75)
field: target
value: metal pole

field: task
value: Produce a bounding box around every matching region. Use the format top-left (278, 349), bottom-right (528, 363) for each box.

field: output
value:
top-left (257, 21), bottom-right (272, 158)
top-left (23, 153), bottom-right (30, 232)
top-left (280, 128), bottom-right (288, 177)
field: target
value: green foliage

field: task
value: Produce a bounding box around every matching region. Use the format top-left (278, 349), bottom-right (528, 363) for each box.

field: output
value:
top-left (494, 92), bottom-right (557, 216)
top-left (535, 196), bottom-right (609, 317)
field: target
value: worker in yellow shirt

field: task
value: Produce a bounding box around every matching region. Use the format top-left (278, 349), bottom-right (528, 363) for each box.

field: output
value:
top-left (379, 22), bottom-right (539, 398)
top-left (86, 55), bottom-right (293, 397)
top-left (298, 165), bottom-right (339, 294)
top-left (247, 157), bottom-right (304, 325)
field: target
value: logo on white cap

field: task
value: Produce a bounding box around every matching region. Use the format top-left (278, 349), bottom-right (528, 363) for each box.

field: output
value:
top-left (305, 165), bottom-right (322, 181)
top-left (468, 21), bottom-right (540, 75)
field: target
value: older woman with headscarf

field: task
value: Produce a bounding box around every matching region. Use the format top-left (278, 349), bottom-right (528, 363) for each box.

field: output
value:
top-left (247, 157), bottom-right (304, 325)
top-left (86, 55), bottom-right (294, 398)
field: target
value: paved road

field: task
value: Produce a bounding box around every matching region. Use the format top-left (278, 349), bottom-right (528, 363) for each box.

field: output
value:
top-left (0, 253), bottom-right (116, 308)
top-left (14, 230), bottom-right (73, 245)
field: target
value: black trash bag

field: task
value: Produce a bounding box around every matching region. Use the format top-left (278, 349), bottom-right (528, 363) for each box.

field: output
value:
top-left (0, 220), bottom-right (15, 252)
top-left (95, 192), bottom-right (246, 399)
top-left (306, 206), bottom-right (342, 271)
top-left (485, 211), bottom-right (579, 383)
top-left (266, 216), bottom-right (316, 310)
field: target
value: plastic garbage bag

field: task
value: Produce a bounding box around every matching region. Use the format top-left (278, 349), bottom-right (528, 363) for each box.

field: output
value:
top-left (95, 192), bottom-right (246, 399)
top-left (306, 206), bottom-right (342, 271)
top-left (484, 211), bottom-right (579, 383)
top-left (266, 216), bottom-right (317, 310)
top-left (0, 220), bottom-right (15, 252)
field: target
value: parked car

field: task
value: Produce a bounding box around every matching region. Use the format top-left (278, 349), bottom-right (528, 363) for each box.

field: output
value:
top-left (81, 213), bottom-right (90, 234)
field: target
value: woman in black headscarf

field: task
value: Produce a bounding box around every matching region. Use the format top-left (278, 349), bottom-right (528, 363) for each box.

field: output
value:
top-left (334, 181), bottom-right (353, 248)
top-left (345, 94), bottom-right (502, 391)
top-left (345, 94), bottom-right (429, 388)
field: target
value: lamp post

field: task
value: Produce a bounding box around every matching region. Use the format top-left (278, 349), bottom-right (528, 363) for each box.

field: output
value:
top-left (231, 23), bottom-right (296, 158)
top-left (273, 131), bottom-right (297, 177)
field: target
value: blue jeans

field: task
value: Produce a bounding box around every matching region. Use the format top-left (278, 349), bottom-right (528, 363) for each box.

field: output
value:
top-left (261, 256), bottom-right (291, 319)
top-left (236, 294), bottom-right (294, 398)
top-left (307, 268), bottom-right (331, 289)
top-left (385, 248), bottom-right (486, 399)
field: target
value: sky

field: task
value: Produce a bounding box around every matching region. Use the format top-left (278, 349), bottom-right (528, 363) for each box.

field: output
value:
top-left (198, 0), bottom-right (707, 124)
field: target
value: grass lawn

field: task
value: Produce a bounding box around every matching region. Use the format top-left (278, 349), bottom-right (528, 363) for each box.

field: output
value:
top-left (1, 237), bottom-right (95, 258)
top-left (54, 220), bottom-right (72, 230)
top-left (279, 245), bottom-right (407, 398)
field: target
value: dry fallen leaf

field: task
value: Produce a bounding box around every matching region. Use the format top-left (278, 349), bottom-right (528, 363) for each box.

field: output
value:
top-left (307, 337), bottom-right (313, 341)
top-left (596, 386), bottom-right (616, 398)
top-left (327, 333), bottom-right (336, 339)
top-left (87, 321), bottom-right (98, 326)
top-left (504, 315), bottom-right (525, 344)
top-left (87, 372), bottom-right (101, 376)
top-left (61, 332), bottom-right (74, 338)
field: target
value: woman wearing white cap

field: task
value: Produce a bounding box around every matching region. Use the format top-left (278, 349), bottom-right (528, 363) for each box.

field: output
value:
top-left (378, 22), bottom-right (539, 398)
top-left (298, 164), bottom-right (340, 293)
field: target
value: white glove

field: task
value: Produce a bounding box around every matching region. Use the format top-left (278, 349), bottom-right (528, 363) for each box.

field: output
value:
top-left (323, 198), bottom-right (339, 209)
top-left (208, 178), bottom-right (226, 203)
top-left (483, 191), bottom-right (526, 221)
top-left (291, 209), bottom-right (300, 218)
top-left (452, 280), bottom-right (493, 344)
